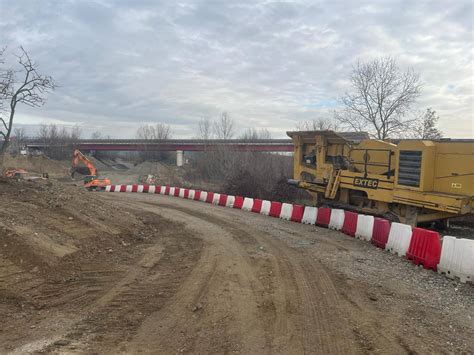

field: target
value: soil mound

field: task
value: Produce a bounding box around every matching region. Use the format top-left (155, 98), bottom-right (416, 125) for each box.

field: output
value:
top-left (1, 154), bottom-right (69, 177)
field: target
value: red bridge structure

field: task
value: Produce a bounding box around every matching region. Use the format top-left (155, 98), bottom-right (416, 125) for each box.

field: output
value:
top-left (24, 133), bottom-right (367, 166)
top-left (24, 139), bottom-right (295, 166)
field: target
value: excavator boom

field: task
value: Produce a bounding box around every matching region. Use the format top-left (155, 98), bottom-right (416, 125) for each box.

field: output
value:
top-left (72, 149), bottom-right (97, 176)
top-left (71, 149), bottom-right (111, 190)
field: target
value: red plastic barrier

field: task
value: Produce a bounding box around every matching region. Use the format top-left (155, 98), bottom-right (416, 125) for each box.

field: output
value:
top-left (131, 184), bottom-right (139, 192)
top-left (183, 189), bottom-right (189, 199)
top-left (291, 204), bottom-right (305, 223)
top-left (269, 201), bottom-right (282, 217)
top-left (174, 188), bottom-right (180, 197)
top-left (233, 196), bottom-right (244, 209)
top-left (316, 207), bottom-right (331, 227)
top-left (406, 228), bottom-right (441, 271)
top-left (142, 184), bottom-right (149, 193)
top-left (218, 194), bottom-right (228, 206)
top-left (251, 199), bottom-right (263, 213)
top-left (155, 185), bottom-right (161, 194)
top-left (194, 190), bottom-right (202, 201)
top-left (164, 186), bottom-right (171, 195)
top-left (206, 192), bottom-right (214, 203)
top-left (371, 218), bottom-right (390, 249)
top-left (342, 211), bottom-right (358, 236)
top-left (119, 185), bottom-right (127, 192)
top-left (110, 185), bottom-right (116, 192)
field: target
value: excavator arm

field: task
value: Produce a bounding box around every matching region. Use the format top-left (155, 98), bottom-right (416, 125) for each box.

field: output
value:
top-left (71, 149), bottom-right (97, 177)
top-left (71, 149), bottom-right (111, 190)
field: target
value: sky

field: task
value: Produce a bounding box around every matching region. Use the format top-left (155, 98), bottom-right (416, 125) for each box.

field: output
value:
top-left (0, 0), bottom-right (472, 138)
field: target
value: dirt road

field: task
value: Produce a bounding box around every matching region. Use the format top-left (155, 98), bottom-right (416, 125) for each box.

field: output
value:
top-left (1, 189), bottom-right (473, 354)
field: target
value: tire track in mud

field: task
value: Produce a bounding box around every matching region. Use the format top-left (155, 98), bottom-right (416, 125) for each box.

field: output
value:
top-left (42, 224), bottom-right (203, 353)
top-left (123, 201), bottom-right (270, 353)
top-left (127, 199), bottom-right (357, 354)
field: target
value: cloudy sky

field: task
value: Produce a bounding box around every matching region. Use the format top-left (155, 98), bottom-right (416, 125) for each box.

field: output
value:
top-left (0, 0), bottom-right (472, 138)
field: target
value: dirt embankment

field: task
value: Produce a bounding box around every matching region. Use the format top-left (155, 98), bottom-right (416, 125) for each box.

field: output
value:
top-left (0, 178), bottom-right (202, 353)
top-left (0, 179), bottom-right (472, 354)
top-left (1, 154), bottom-right (70, 178)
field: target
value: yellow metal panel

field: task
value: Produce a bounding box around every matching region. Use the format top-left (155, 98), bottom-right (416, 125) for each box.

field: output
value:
top-left (434, 142), bottom-right (474, 195)
top-left (393, 189), bottom-right (471, 214)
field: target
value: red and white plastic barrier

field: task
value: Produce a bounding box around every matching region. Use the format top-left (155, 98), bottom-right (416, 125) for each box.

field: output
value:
top-left (386, 222), bottom-right (412, 257)
top-left (280, 203), bottom-right (293, 221)
top-left (199, 191), bottom-right (208, 202)
top-left (242, 197), bottom-right (254, 211)
top-left (302, 206), bottom-right (318, 225)
top-left (328, 209), bottom-right (345, 230)
top-left (406, 228), bottom-right (441, 271)
top-left (316, 207), bottom-right (331, 228)
top-left (355, 215), bottom-right (374, 241)
top-left (104, 184), bottom-right (473, 283)
top-left (438, 237), bottom-right (474, 283)
top-left (212, 193), bottom-right (221, 205)
top-left (226, 195), bottom-right (235, 208)
top-left (251, 199), bottom-right (263, 213)
top-left (260, 200), bottom-right (271, 216)
top-left (371, 218), bottom-right (391, 249)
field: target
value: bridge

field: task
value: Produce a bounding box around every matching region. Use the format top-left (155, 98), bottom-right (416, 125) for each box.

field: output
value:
top-left (25, 139), bottom-right (295, 152)
top-left (24, 139), bottom-right (295, 166)
top-left (24, 133), bottom-right (368, 166)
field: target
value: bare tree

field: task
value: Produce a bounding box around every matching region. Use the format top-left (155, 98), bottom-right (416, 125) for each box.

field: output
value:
top-left (198, 117), bottom-right (213, 140)
top-left (240, 128), bottom-right (272, 140)
top-left (214, 112), bottom-right (234, 140)
top-left (155, 122), bottom-right (171, 140)
top-left (296, 118), bottom-right (337, 131)
top-left (136, 123), bottom-right (172, 140)
top-left (8, 126), bottom-right (27, 155)
top-left (35, 123), bottom-right (81, 159)
top-left (0, 47), bottom-right (56, 156)
top-left (0, 48), bottom-right (8, 114)
top-left (335, 57), bottom-right (421, 139)
top-left (411, 108), bottom-right (443, 139)
top-left (91, 131), bottom-right (102, 139)
top-left (70, 124), bottom-right (82, 141)
top-left (136, 123), bottom-right (172, 161)
top-left (13, 126), bottom-right (26, 142)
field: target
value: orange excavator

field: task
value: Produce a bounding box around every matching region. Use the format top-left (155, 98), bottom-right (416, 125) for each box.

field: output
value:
top-left (71, 149), bottom-right (111, 190)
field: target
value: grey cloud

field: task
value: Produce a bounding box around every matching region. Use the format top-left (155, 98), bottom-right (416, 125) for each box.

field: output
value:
top-left (0, 0), bottom-right (472, 138)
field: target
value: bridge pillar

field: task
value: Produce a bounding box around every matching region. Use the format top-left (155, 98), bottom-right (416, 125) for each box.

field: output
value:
top-left (176, 150), bottom-right (184, 167)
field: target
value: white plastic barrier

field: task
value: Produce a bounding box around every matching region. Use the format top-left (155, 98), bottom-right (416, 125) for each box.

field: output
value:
top-left (328, 209), bottom-right (344, 230)
top-left (179, 188), bottom-right (185, 198)
top-left (386, 222), bottom-right (412, 256)
top-left (160, 186), bottom-right (166, 194)
top-left (260, 200), bottom-right (271, 216)
top-left (188, 189), bottom-right (195, 200)
top-left (355, 215), bottom-right (374, 241)
top-left (226, 195), bottom-right (235, 208)
top-left (280, 203), bottom-right (293, 221)
top-left (148, 185), bottom-right (156, 194)
top-left (126, 185), bottom-right (133, 193)
top-left (302, 206), bottom-right (318, 225)
top-left (114, 185), bottom-right (123, 193)
top-left (438, 237), bottom-right (474, 283)
top-left (199, 191), bottom-right (208, 202)
top-left (242, 197), bottom-right (254, 211)
top-left (105, 185), bottom-right (112, 192)
top-left (137, 185), bottom-right (144, 193)
top-left (169, 187), bottom-right (176, 196)
top-left (212, 193), bottom-right (221, 205)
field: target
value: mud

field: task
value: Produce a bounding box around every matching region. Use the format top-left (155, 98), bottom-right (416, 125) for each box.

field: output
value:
top-left (1, 182), bottom-right (472, 354)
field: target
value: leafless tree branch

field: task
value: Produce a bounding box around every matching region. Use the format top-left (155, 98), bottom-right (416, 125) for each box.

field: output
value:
top-left (0, 47), bottom-right (56, 156)
top-left (335, 57), bottom-right (421, 140)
